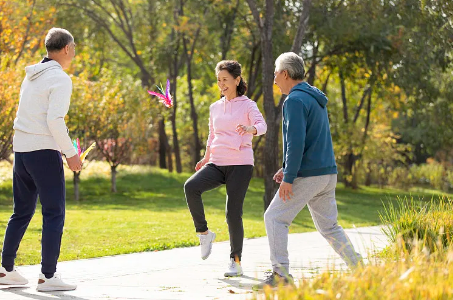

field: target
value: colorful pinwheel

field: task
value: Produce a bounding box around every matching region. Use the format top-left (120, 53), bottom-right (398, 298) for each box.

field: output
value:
top-left (73, 139), bottom-right (96, 163)
top-left (147, 79), bottom-right (173, 108)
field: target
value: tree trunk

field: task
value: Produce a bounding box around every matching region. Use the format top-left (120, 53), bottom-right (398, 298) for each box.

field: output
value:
top-left (165, 125), bottom-right (173, 173)
top-left (220, 0), bottom-right (240, 60)
top-left (246, 43), bottom-right (261, 100)
top-left (169, 24), bottom-right (182, 173)
top-left (260, 1), bottom-right (278, 210)
top-left (343, 152), bottom-right (358, 189)
top-left (263, 118), bottom-right (280, 209)
top-left (306, 42), bottom-right (318, 85)
top-left (73, 171), bottom-right (80, 201)
top-left (183, 38), bottom-right (201, 167)
top-left (170, 111), bottom-right (182, 173)
top-left (247, 0), bottom-right (311, 210)
top-left (365, 162), bottom-right (372, 186)
top-left (111, 165), bottom-right (117, 193)
top-left (158, 117), bottom-right (167, 169)
top-left (291, 0), bottom-right (312, 54)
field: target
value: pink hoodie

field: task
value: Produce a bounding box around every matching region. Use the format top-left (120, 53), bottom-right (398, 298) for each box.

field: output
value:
top-left (206, 95), bottom-right (267, 166)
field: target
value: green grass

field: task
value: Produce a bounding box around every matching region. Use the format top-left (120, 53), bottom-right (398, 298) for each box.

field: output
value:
top-left (0, 161), bottom-right (451, 266)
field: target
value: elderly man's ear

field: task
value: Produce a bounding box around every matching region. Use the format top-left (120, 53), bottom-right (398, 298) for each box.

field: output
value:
top-left (283, 70), bottom-right (288, 79)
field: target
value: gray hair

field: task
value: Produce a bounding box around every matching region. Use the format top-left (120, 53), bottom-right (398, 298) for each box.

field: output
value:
top-left (275, 52), bottom-right (305, 80)
top-left (45, 28), bottom-right (74, 52)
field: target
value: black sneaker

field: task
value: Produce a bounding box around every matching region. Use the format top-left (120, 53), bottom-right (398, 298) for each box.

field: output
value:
top-left (263, 271), bottom-right (293, 287)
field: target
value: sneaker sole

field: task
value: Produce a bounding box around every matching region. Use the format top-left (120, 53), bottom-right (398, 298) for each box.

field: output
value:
top-left (201, 233), bottom-right (216, 260)
top-left (224, 272), bottom-right (243, 277)
top-left (0, 280), bottom-right (28, 285)
top-left (0, 278), bottom-right (28, 285)
top-left (37, 286), bottom-right (77, 292)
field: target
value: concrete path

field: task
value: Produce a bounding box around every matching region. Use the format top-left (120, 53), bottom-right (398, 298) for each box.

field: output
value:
top-left (0, 226), bottom-right (387, 300)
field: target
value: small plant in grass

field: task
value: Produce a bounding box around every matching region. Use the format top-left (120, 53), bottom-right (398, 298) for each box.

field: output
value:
top-left (379, 196), bottom-right (453, 254)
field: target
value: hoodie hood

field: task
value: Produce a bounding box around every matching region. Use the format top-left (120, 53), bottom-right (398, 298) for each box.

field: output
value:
top-left (25, 60), bottom-right (62, 81)
top-left (221, 95), bottom-right (250, 113)
top-left (290, 82), bottom-right (328, 108)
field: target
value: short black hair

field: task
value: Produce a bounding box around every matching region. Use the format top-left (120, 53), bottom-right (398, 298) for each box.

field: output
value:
top-left (45, 28), bottom-right (74, 52)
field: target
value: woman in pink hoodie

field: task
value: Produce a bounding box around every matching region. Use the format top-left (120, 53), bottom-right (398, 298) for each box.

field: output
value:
top-left (184, 60), bottom-right (267, 277)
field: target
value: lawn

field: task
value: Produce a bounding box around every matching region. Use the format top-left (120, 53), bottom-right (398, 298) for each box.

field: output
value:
top-left (0, 161), bottom-right (451, 266)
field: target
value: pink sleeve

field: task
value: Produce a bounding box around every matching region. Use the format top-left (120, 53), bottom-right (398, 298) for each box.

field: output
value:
top-left (248, 101), bottom-right (267, 136)
top-left (206, 108), bottom-right (215, 146)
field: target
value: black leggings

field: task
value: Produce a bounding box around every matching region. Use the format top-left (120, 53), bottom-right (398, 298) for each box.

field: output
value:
top-left (184, 163), bottom-right (253, 260)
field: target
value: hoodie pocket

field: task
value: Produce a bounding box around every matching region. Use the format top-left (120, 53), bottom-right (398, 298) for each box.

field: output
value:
top-left (232, 134), bottom-right (242, 150)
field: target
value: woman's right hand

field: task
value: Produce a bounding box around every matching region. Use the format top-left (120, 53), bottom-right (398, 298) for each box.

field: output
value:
top-left (195, 157), bottom-right (208, 171)
top-left (273, 168), bottom-right (284, 183)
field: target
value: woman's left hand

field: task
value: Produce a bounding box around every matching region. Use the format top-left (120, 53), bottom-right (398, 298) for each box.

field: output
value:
top-left (236, 124), bottom-right (257, 136)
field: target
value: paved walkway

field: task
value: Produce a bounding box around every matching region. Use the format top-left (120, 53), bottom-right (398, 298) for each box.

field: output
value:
top-left (0, 226), bottom-right (387, 300)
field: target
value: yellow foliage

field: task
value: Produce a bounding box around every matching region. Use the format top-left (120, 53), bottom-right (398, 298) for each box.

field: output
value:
top-left (0, 0), bottom-right (55, 61)
top-left (0, 57), bottom-right (23, 156)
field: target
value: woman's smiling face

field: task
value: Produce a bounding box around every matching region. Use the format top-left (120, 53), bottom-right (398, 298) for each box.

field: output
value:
top-left (217, 70), bottom-right (240, 100)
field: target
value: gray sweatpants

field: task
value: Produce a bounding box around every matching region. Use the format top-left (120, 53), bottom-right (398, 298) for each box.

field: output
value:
top-left (264, 174), bottom-right (362, 275)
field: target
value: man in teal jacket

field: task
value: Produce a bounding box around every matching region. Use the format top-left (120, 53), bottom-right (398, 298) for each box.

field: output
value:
top-left (263, 52), bottom-right (362, 287)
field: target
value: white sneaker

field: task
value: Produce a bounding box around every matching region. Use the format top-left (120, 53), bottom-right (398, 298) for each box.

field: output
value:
top-left (36, 273), bottom-right (77, 292)
top-left (0, 267), bottom-right (28, 285)
top-left (198, 230), bottom-right (216, 260)
top-left (224, 258), bottom-right (243, 277)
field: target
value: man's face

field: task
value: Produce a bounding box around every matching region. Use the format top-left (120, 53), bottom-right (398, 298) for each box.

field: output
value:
top-left (61, 41), bottom-right (76, 69)
top-left (274, 69), bottom-right (285, 92)
top-left (68, 41), bottom-right (76, 61)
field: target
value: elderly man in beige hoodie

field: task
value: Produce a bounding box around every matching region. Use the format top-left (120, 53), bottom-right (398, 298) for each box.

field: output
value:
top-left (0, 28), bottom-right (80, 292)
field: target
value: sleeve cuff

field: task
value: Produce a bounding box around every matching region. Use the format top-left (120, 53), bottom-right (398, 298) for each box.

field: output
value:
top-left (63, 147), bottom-right (77, 158)
top-left (253, 124), bottom-right (267, 136)
top-left (283, 174), bottom-right (296, 184)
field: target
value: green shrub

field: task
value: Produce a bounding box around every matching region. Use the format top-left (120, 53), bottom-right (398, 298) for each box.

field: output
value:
top-left (410, 162), bottom-right (451, 191)
top-left (387, 166), bottom-right (414, 189)
top-left (380, 196), bottom-right (453, 254)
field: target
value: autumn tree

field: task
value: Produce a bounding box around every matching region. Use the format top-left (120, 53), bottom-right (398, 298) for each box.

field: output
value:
top-left (77, 70), bottom-right (152, 192)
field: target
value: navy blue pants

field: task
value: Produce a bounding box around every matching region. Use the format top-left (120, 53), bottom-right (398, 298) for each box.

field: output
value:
top-left (1, 150), bottom-right (65, 276)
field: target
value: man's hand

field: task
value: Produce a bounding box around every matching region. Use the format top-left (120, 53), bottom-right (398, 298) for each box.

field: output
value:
top-left (66, 154), bottom-right (83, 172)
top-left (273, 168), bottom-right (283, 183)
top-left (279, 181), bottom-right (293, 202)
top-left (195, 157), bottom-right (208, 171)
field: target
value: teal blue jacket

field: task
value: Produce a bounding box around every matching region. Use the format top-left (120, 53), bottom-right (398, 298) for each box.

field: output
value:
top-left (282, 82), bottom-right (337, 184)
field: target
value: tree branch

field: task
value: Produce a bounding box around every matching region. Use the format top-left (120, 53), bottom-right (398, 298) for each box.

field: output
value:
top-left (321, 71), bottom-right (331, 94)
top-left (14, 0), bottom-right (36, 65)
top-left (353, 86), bottom-right (371, 124)
top-left (362, 88), bottom-right (372, 145)
top-left (290, 0), bottom-right (311, 54)
top-left (253, 134), bottom-right (264, 152)
top-left (339, 70), bottom-right (349, 123)
top-left (246, 0), bottom-right (263, 29)
top-left (91, 0), bottom-right (124, 30)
